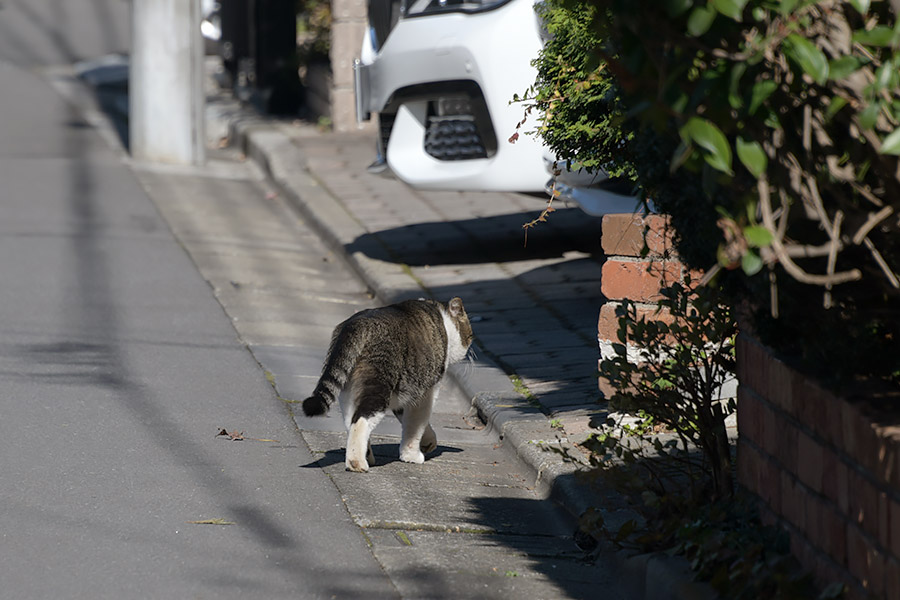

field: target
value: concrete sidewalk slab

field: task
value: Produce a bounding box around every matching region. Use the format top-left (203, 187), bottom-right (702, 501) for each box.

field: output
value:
top-left (229, 117), bottom-right (608, 503)
top-left (217, 97), bottom-right (717, 599)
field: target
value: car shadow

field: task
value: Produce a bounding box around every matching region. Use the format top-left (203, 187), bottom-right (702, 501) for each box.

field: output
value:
top-left (346, 205), bottom-right (604, 267)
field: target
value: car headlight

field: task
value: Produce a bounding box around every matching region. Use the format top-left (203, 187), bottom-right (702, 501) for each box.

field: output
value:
top-left (402, 0), bottom-right (513, 17)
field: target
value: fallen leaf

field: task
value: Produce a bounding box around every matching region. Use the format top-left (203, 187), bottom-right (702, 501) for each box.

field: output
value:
top-left (216, 428), bottom-right (278, 443)
top-left (216, 428), bottom-right (244, 441)
top-left (187, 518), bottom-right (235, 526)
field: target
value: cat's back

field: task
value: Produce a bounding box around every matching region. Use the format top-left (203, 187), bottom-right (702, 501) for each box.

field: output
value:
top-left (342, 299), bottom-right (446, 346)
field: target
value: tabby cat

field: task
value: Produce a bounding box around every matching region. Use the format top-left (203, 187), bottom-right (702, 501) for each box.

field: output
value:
top-left (302, 297), bottom-right (473, 472)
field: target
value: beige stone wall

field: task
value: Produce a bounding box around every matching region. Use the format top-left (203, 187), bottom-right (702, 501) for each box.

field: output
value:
top-left (328, 0), bottom-right (375, 133)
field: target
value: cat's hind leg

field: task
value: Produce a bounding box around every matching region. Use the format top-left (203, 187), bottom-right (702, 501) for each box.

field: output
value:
top-left (346, 412), bottom-right (384, 472)
top-left (398, 387), bottom-right (436, 464)
top-left (345, 374), bottom-right (388, 472)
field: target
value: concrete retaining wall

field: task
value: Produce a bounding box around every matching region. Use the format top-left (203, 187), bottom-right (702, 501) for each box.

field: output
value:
top-left (737, 334), bottom-right (900, 599)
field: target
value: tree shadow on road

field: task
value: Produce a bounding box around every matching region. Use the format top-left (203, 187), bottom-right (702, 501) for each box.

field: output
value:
top-left (457, 479), bottom-right (626, 599)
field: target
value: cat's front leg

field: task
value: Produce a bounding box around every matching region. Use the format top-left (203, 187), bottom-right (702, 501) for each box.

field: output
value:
top-left (395, 409), bottom-right (437, 454)
top-left (420, 424), bottom-right (437, 454)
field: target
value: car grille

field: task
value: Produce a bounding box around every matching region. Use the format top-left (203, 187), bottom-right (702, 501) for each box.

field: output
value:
top-left (424, 117), bottom-right (488, 160)
top-left (377, 83), bottom-right (498, 162)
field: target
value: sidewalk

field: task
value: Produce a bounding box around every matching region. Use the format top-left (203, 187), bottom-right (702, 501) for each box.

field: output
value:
top-left (229, 118), bottom-right (614, 510)
top-left (214, 91), bottom-right (722, 599)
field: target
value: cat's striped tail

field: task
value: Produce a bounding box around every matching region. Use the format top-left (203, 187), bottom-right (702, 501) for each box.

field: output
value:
top-left (302, 322), bottom-right (364, 417)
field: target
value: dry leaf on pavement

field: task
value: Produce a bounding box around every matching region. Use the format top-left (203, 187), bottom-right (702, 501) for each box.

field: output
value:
top-left (216, 428), bottom-right (279, 443)
top-left (187, 518), bottom-right (235, 526)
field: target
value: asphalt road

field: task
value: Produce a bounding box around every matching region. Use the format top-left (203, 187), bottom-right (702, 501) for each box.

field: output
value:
top-left (0, 2), bottom-right (394, 597)
top-left (0, 2), bottom-right (623, 598)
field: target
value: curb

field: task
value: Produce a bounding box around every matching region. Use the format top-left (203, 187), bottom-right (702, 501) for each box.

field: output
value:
top-left (226, 116), bottom-right (716, 600)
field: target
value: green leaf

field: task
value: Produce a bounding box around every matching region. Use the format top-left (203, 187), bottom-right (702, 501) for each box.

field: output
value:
top-left (670, 140), bottom-right (693, 173)
top-left (859, 102), bottom-right (881, 129)
top-left (784, 34), bottom-right (828, 85)
top-left (879, 127), bottom-right (900, 155)
top-left (849, 0), bottom-right (870, 15)
top-left (666, 0), bottom-right (693, 17)
top-left (825, 96), bottom-right (848, 121)
top-left (728, 62), bottom-right (747, 109)
top-left (681, 117), bottom-right (733, 175)
top-left (671, 91), bottom-right (689, 114)
top-left (749, 80), bottom-right (777, 114)
top-left (741, 250), bottom-right (763, 275)
top-left (743, 225), bottom-right (773, 247)
top-left (711, 0), bottom-right (747, 20)
top-left (874, 60), bottom-right (899, 92)
top-left (687, 5), bottom-right (717, 36)
top-left (736, 137), bottom-right (767, 177)
top-left (828, 56), bottom-right (861, 81)
top-left (853, 26), bottom-right (895, 47)
top-left (778, 0), bottom-right (799, 15)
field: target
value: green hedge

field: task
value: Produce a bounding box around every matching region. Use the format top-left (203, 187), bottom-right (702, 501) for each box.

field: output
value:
top-left (528, 0), bottom-right (900, 386)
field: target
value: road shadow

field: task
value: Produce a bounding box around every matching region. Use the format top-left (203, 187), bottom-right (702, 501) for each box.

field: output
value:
top-left (462, 473), bottom-right (627, 599)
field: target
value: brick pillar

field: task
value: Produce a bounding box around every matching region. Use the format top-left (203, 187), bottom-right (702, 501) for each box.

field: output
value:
top-left (598, 214), bottom-right (702, 391)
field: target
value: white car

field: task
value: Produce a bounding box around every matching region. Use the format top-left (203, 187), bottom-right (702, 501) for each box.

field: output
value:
top-left (354, 0), bottom-right (640, 215)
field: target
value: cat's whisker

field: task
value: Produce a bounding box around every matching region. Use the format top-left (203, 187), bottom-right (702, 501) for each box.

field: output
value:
top-left (455, 351), bottom-right (476, 381)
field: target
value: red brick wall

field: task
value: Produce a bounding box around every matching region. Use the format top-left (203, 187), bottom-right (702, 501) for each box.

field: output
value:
top-left (598, 213), bottom-right (700, 398)
top-left (598, 214), bottom-right (695, 344)
top-left (737, 334), bottom-right (900, 599)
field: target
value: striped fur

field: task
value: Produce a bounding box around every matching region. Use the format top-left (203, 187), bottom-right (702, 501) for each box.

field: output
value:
top-left (302, 297), bottom-right (473, 472)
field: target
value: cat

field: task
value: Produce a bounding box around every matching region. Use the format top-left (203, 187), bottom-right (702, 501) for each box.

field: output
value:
top-left (302, 297), bottom-right (473, 472)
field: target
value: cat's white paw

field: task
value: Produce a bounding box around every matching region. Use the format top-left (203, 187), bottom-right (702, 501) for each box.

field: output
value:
top-left (419, 425), bottom-right (437, 454)
top-left (399, 446), bottom-right (425, 464)
top-left (346, 456), bottom-right (370, 472)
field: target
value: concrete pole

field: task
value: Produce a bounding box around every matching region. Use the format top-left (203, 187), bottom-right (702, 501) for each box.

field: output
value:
top-left (130, 0), bottom-right (205, 165)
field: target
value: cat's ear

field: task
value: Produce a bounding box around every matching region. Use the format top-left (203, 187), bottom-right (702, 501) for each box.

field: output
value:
top-left (448, 297), bottom-right (465, 317)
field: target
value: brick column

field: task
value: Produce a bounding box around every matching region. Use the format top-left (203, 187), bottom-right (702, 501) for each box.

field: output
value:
top-left (598, 214), bottom-right (700, 362)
